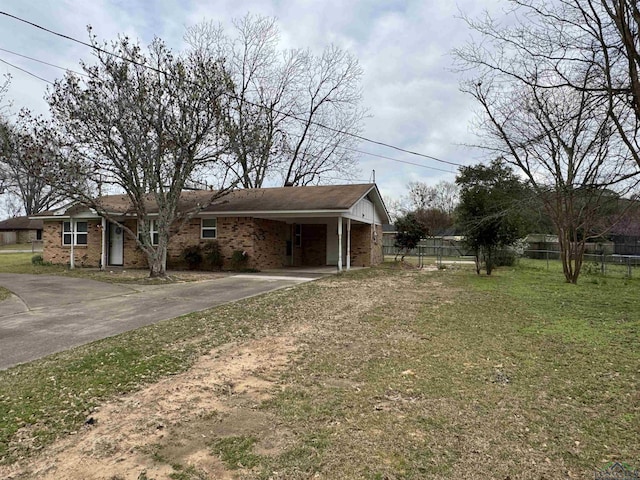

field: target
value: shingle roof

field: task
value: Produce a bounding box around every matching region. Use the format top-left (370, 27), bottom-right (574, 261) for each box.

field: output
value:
top-left (0, 216), bottom-right (43, 230)
top-left (37, 184), bottom-right (382, 216)
top-left (202, 184), bottom-right (376, 213)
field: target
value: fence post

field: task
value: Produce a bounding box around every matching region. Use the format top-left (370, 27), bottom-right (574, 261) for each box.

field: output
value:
top-left (546, 250), bottom-right (549, 270)
top-left (628, 256), bottom-right (632, 278)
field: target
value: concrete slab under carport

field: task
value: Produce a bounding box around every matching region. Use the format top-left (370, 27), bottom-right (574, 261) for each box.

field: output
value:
top-left (0, 270), bottom-right (331, 370)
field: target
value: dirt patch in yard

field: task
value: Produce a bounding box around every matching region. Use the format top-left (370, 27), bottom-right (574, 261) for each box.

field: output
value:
top-left (1, 336), bottom-right (297, 480)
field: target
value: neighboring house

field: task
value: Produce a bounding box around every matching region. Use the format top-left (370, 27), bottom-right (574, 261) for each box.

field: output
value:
top-left (32, 184), bottom-right (390, 271)
top-left (0, 216), bottom-right (43, 245)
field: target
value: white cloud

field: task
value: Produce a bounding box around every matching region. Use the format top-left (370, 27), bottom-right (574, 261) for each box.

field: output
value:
top-left (0, 0), bottom-right (499, 217)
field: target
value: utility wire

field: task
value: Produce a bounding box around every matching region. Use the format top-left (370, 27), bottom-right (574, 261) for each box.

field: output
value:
top-left (0, 46), bottom-right (90, 77)
top-left (0, 10), bottom-right (465, 169)
top-left (0, 42), bottom-right (462, 175)
top-left (0, 56), bottom-right (53, 84)
top-left (338, 145), bottom-right (456, 173)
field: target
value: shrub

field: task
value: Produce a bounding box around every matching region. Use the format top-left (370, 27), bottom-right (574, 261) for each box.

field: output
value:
top-left (181, 245), bottom-right (203, 270)
top-left (494, 249), bottom-right (517, 267)
top-left (203, 241), bottom-right (223, 270)
top-left (230, 250), bottom-right (249, 271)
top-left (31, 254), bottom-right (51, 266)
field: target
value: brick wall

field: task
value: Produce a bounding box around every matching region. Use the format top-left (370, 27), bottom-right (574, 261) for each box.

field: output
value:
top-left (301, 224), bottom-right (327, 266)
top-left (43, 216), bottom-right (378, 271)
top-left (350, 223), bottom-right (384, 267)
top-left (42, 220), bottom-right (102, 267)
top-left (252, 218), bottom-right (288, 269)
top-left (371, 224), bottom-right (384, 265)
top-left (117, 216), bottom-right (289, 271)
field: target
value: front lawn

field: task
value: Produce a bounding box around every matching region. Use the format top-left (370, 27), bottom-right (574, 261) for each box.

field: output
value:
top-left (0, 262), bottom-right (638, 478)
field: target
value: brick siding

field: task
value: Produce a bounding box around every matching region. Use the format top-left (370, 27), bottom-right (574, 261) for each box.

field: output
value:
top-left (350, 223), bottom-right (384, 267)
top-left (43, 220), bottom-right (102, 267)
top-left (44, 217), bottom-right (383, 270)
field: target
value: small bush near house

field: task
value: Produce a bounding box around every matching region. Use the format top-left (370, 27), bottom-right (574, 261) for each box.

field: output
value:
top-left (182, 245), bottom-right (203, 270)
top-left (31, 254), bottom-right (51, 266)
top-left (230, 250), bottom-right (248, 271)
top-left (203, 241), bottom-right (223, 270)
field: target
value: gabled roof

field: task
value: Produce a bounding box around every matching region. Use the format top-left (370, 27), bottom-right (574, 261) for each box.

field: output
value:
top-left (32, 184), bottom-right (391, 224)
top-left (0, 216), bottom-right (43, 231)
top-left (203, 184), bottom-right (377, 212)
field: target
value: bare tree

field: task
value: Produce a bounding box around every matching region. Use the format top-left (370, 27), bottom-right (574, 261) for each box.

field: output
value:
top-left (0, 74), bottom-right (12, 195)
top-left (456, 0), bottom-right (640, 283)
top-left (45, 32), bottom-right (235, 277)
top-left (463, 77), bottom-right (637, 283)
top-left (282, 44), bottom-right (365, 186)
top-left (407, 180), bottom-right (459, 214)
top-left (186, 15), bottom-right (300, 188)
top-left (0, 112), bottom-right (65, 215)
top-left (456, 0), bottom-right (640, 166)
top-left (185, 14), bottom-right (366, 187)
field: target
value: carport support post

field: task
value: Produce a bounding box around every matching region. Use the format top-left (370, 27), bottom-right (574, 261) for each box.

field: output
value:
top-left (69, 217), bottom-right (75, 270)
top-left (346, 218), bottom-right (351, 271)
top-left (100, 217), bottom-right (107, 270)
top-left (337, 216), bottom-right (343, 272)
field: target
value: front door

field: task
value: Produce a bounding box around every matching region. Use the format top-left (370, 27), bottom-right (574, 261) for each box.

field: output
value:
top-left (109, 222), bottom-right (124, 266)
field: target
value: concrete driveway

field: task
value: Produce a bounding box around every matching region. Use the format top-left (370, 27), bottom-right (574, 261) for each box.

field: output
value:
top-left (0, 271), bottom-right (325, 370)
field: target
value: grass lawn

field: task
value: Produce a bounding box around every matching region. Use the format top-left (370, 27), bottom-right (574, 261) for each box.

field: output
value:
top-left (0, 263), bottom-right (638, 478)
top-left (0, 243), bottom-right (41, 251)
top-left (0, 252), bottom-right (222, 285)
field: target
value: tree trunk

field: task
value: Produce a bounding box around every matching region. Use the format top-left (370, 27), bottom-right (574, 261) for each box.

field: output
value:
top-left (485, 248), bottom-right (494, 275)
top-left (148, 253), bottom-right (167, 278)
top-left (474, 247), bottom-right (481, 275)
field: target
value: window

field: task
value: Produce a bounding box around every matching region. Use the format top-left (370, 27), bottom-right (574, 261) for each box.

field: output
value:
top-left (201, 218), bottom-right (217, 239)
top-left (294, 224), bottom-right (302, 247)
top-left (138, 219), bottom-right (159, 246)
top-left (62, 221), bottom-right (88, 246)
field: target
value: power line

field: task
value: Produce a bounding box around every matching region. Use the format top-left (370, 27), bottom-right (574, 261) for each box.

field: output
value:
top-left (0, 57), bottom-right (53, 84)
top-left (0, 44), bottom-right (462, 175)
top-left (339, 145), bottom-right (456, 173)
top-left (0, 10), bottom-right (465, 168)
top-left (0, 47), bottom-right (459, 175)
top-left (0, 46), bottom-right (89, 77)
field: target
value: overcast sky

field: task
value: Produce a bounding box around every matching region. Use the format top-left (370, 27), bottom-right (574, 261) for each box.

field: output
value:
top-left (0, 0), bottom-right (501, 213)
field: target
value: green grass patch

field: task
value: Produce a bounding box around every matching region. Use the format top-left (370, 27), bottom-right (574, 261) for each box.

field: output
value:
top-left (208, 436), bottom-right (260, 469)
top-left (0, 287), bottom-right (10, 302)
top-left (0, 252), bottom-right (206, 284)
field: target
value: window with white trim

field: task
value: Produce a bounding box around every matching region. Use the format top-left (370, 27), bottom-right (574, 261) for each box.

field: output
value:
top-left (138, 219), bottom-right (159, 246)
top-left (62, 221), bottom-right (88, 246)
top-left (201, 218), bottom-right (217, 239)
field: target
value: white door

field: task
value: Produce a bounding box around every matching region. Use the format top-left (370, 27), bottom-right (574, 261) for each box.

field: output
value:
top-left (109, 223), bottom-right (124, 266)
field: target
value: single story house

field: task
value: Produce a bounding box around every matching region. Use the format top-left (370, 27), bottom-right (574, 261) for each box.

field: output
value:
top-left (32, 183), bottom-right (390, 271)
top-left (0, 216), bottom-right (43, 245)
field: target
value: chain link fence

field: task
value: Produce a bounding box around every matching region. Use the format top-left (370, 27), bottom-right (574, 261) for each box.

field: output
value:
top-left (383, 244), bottom-right (640, 278)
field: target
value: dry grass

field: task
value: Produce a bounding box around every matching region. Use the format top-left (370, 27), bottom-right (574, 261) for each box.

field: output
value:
top-left (1, 263), bottom-right (638, 479)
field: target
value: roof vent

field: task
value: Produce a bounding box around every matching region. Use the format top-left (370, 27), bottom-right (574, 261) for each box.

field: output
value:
top-left (284, 182), bottom-right (295, 187)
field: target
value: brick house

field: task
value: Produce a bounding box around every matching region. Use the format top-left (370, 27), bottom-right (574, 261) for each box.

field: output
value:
top-left (32, 184), bottom-right (390, 271)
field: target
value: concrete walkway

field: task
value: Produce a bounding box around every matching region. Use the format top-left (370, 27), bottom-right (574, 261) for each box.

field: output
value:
top-left (0, 271), bottom-right (326, 370)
